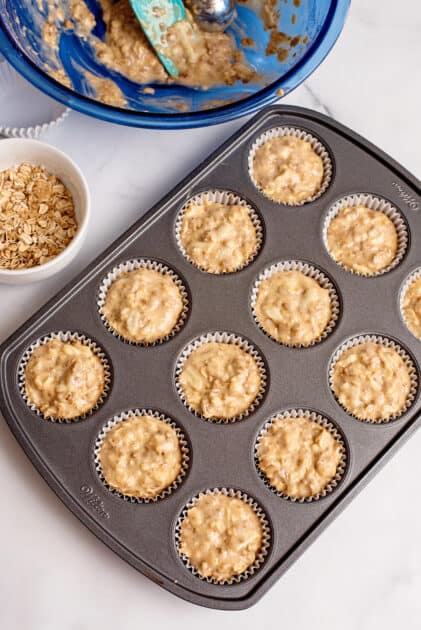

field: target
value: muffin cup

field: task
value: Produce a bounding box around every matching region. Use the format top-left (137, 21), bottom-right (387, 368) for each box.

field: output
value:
top-left (18, 331), bottom-right (111, 423)
top-left (175, 487), bottom-right (271, 585)
top-left (329, 334), bottom-right (418, 424)
top-left (97, 258), bottom-right (190, 346)
top-left (94, 408), bottom-right (190, 503)
top-left (255, 409), bottom-right (347, 502)
top-left (0, 61), bottom-right (69, 139)
top-left (248, 126), bottom-right (333, 206)
top-left (400, 267), bottom-right (421, 341)
top-left (250, 260), bottom-right (340, 347)
top-left (175, 331), bottom-right (268, 423)
top-left (323, 193), bottom-right (408, 276)
top-left (175, 190), bottom-right (264, 274)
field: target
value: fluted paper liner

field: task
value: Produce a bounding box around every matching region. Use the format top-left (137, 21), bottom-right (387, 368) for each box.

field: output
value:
top-left (175, 190), bottom-right (263, 274)
top-left (97, 258), bottom-right (189, 345)
top-left (329, 334), bottom-right (418, 423)
top-left (175, 488), bottom-right (271, 585)
top-left (400, 267), bottom-right (421, 340)
top-left (323, 193), bottom-right (408, 276)
top-left (94, 408), bottom-right (190, 503)
top-left (250, 260), bottom-right (340, 347)
top-left (175, 331), bottom-right (268, 423)
top-left (255, 409), bottom-right (347, 502)
top-left (18, 331), bottom-right (111, 423)
top-left (0, 61), bottom-right (69, 139)
top-left (248, 126), bottom-right (333, 206)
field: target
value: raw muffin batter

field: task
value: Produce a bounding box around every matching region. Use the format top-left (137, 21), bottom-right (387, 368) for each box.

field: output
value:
top-left (254, 270), bottom-right (332, 346)
top-left (326, 205), bottom-right (398, 275)
top-left (178, 342), bottom-right (261, 419)
top-left (43, 0), bottom-right (258, 99)
top-left (25, 339), bottom-right (105, 419)
top-left (179, 200), bottom-right (258, 273)
top-left (252, 136), bottom-right (324, 204)
top-left (102, 267), bottom-right (184, 343)
top-left (402, 275), bottom-right (421, 340)
top-left (98, 414), bottom-right (182, 499)
top-left (179, 493), bottom-right (263, 581)
top-left (257, 416), bottom-right (342, 498)
top-left (332, 341), bottom-right (412, 421)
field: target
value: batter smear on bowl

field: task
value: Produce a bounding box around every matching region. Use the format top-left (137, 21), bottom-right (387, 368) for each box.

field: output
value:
top-left (41, 0), bottom-right (276, 103)
top-left (178, 492), bottom-right (264, 582)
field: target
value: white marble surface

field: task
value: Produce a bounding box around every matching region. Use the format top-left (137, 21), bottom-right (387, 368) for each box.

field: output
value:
top-left (1, 0), bottom-right (421, 627)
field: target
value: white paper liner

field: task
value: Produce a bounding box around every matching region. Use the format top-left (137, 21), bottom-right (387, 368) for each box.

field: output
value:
top-left (255, 409), bottom-right (347, 502)
top-left (400, 267), bottom-right (421, 341)
top-left (0, 61), bottom-right (69, 138)
top-left (250, 260), bottom-right (340, 347)
top-left (174, 190), bottom-right (263, 274)
top-left (175, 331), bottom-right (268, 423)
top-left (248, 126), bottom-right (333, 206)
top-left (94, 408), bottom-right (190, 503)
top-left (175, 488), bottom-right (271, 585)
top-left (329, 334), bottom-right (419, 424)
top-left (18, 331), bottom-right (111, 423)
top-left (323, 194), bottom-right (408, 276)
top-left (97, 259), bottom-right (189, 346)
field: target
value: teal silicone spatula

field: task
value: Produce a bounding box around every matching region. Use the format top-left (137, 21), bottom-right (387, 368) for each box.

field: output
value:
top-left (129, 0), bottom-right (188, 77)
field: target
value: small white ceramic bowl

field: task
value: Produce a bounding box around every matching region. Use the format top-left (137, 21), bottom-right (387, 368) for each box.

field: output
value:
top-left (0, 138), bottom-right (90, 284)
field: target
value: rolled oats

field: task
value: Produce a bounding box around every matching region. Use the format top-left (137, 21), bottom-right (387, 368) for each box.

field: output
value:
top-left (0, 162), bottom-right (78, 270)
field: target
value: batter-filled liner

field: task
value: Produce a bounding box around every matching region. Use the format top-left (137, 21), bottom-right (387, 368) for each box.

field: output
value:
top-left (94, 408), bottom-right (190, 503)
top-left (97, 258), bottom-right (190, 345)
top-left (175, 190), bottom-right (263, 274)
top-left (400, 267), bottom-right (421, 341)
top-left (323, 194), bottom-right (408, 277)
top-left (255, 408), bottom-right (347, 502)
top-left (248, 126), bottom-right (333, 206)
top-left (18, 331), bottom-right (111, 423)
top-left (175, 487), bottom-right (271, 585)
top-left (250, 260), bottom-right (340, 347)
top-left (175, 331), bottom-right (268, 423)
top-left (329, 334), bottom-right (418, 424)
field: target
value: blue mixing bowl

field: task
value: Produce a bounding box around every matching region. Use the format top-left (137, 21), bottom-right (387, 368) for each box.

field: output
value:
top-left (0, 0), bottom-right (350, 129)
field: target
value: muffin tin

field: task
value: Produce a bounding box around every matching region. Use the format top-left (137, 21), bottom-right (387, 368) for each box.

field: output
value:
top-left (0, 105), bottom-right (420, 610)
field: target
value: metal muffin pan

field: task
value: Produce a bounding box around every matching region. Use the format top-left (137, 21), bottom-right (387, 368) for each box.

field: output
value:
top-left (1, 105), bottom-right (420, 610)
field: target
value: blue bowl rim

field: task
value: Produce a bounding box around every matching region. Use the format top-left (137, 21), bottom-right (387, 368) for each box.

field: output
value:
top-left (0, 0), bottom-right (350, 129)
